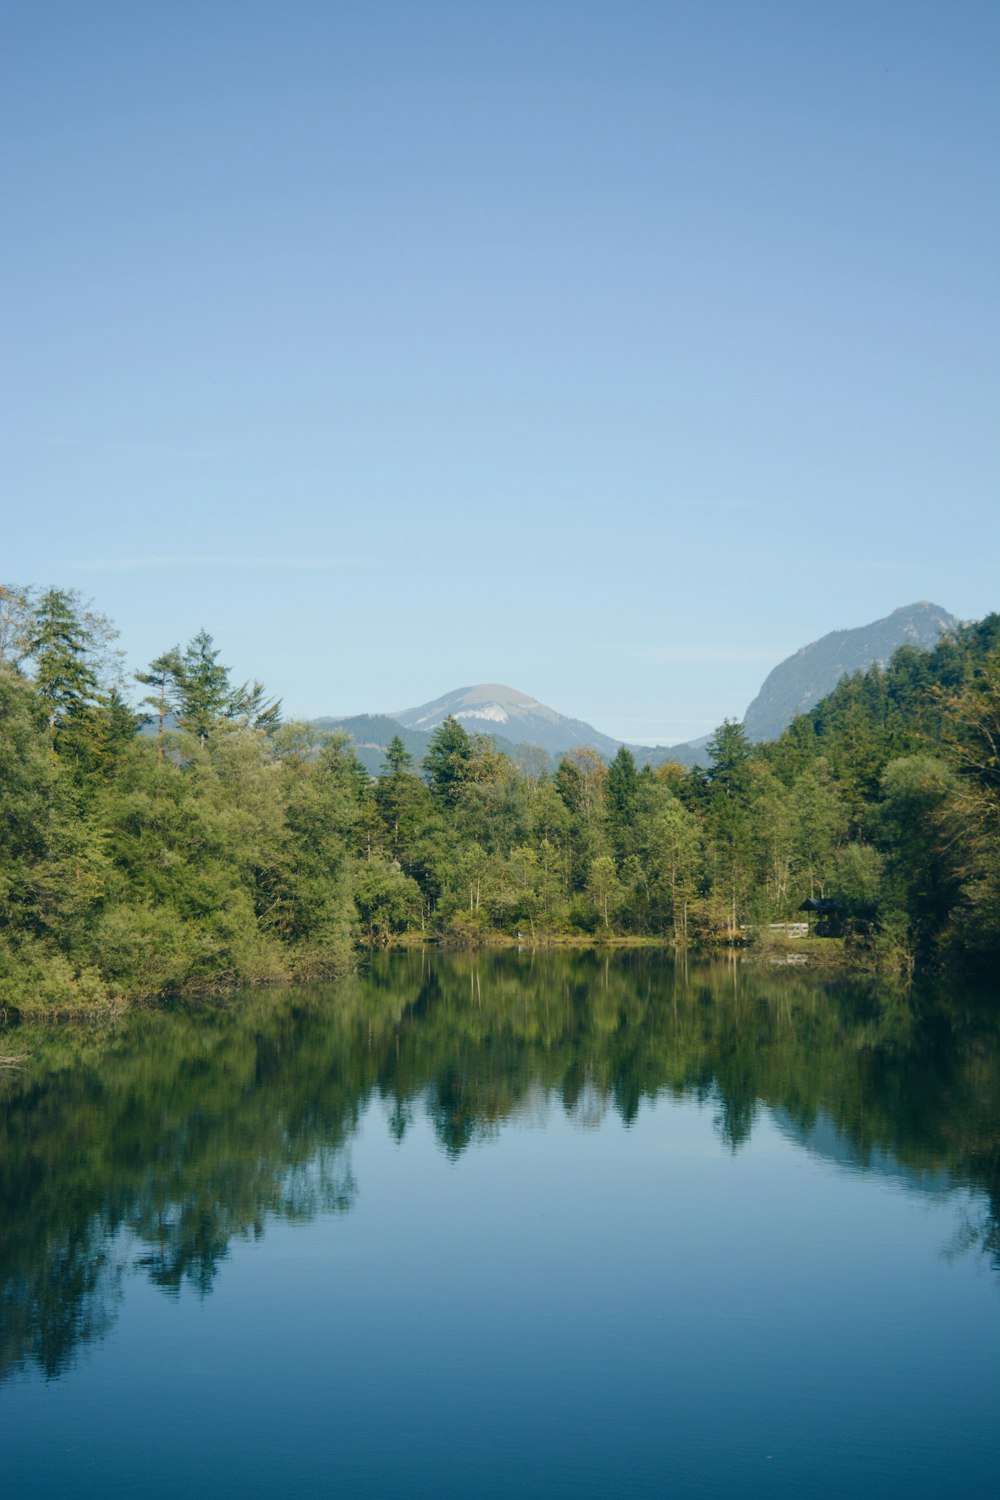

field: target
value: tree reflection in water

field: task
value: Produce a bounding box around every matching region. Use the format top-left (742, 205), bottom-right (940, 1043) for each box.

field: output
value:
top-left (1, 950), bottom-right (997, 1382)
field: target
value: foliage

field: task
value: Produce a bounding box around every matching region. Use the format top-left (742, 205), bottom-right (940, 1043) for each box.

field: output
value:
top-left (2, 584), bottom-right (1000, 1010)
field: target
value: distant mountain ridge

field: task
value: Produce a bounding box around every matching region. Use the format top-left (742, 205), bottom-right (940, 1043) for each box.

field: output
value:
top-left (392, 684), bottom-right (623, 759)
top-left (316, 688), bottom-right (637, 776)
top-left (316, 601), bottom-right (959, 772)
top-left (742, 601), bottom-right (958, 742)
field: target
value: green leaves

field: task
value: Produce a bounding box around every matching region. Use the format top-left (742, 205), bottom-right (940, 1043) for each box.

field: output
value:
top-left (139, 631), bottom-right (283, 744)
top-left (424, 716), bottom-right (474, 805)
top-left (4, 577), bottom-right (1000, 1003)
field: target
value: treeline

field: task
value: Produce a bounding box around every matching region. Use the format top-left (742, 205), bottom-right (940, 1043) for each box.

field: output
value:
top-left (1, 583), bottom-right (999, 1009)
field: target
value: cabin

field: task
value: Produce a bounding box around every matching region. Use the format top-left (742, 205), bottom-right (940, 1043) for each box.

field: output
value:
top-left (799, 896), bottom-right (845, 938)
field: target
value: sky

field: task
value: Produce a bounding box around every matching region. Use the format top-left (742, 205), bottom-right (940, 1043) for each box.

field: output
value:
top-left (3, 1), bottom-right (998, 744)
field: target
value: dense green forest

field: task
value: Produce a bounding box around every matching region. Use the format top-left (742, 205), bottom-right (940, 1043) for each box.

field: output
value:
top-left (1, 582), bottom-right (999, 1011)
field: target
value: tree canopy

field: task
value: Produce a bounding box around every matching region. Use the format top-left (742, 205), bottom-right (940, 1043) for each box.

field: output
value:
top-left (2, 582), bottom-right (1000, 1013)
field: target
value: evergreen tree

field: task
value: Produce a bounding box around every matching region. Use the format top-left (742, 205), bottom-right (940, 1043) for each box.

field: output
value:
top-left (375, 735), bottom-right (428, 863)
top-left (175, 630), bottom-right (233, 741)
top-left (424, 717), bottom-right (474, 806)
top-left (606, 746), bottom-right (640, 865)
top-left (384, 735), bottom-right (413, 776)
top-left (706, 721), bottom-right (754, 936)
top-left (136, 647), bottom-right (182, 752)
top-left (229, 678), bottom-right (283, 734)
top-left (706, 719), bottom-right (753, 802)
top-left (30, 588), bottom-right (100, 728)
top-left (170, 631), bottom-right (281, 741)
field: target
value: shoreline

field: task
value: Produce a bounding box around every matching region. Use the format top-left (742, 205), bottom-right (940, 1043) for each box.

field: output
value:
top-left (0, 933), bottom-right (853, 1025)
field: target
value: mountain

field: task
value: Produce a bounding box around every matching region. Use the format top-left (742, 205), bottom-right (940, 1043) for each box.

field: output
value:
top-left (315, 602), bottom-right (959, 773)
top-left (392, 684), bottom-right (623, 760)
top-left (314, 709), bottom-right (549, 777)
top-left (742, 601), bottom-right (958, 743)
top-left (311, 714), bottom-right (435, 775)
top-left (635, 733), bottom-right (712, 770)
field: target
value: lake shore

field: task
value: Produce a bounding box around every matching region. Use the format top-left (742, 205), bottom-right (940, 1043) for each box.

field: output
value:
top-left (0, 932), bottom-right (855, 1024)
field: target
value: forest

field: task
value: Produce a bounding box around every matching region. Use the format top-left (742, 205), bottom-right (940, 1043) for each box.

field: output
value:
top-left (1, 582), bottom-right (999, 1012)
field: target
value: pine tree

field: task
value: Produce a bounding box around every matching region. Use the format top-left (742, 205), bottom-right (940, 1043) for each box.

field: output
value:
top-left (136, 647), bottom-right (182, 755)
top-left (29, 588), bottom-right (99, 728)
top-left (424, 717), bottom-right (474, 805)
top-left (172, 632), bottom-right (281, 741)
top-left (384, 734), bottom-right (413, 776)
top-left (606, 746), bottom-right (640, 865)
top-left (174, 630), bottom-right (232, 741)
top-left (706, 719), bottom-right (753, 803)
top-left (229, 678), bottom-right (283, 733)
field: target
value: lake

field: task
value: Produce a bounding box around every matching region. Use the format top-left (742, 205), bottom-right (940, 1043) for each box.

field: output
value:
top-left (2, 950), bottom-right (998, 1497)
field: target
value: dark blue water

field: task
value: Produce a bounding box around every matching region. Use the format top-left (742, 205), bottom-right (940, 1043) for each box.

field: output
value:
top-left (2, 952), bottom-right (998, 1497)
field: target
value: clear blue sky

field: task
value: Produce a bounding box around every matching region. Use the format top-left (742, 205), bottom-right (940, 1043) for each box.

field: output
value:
top-left (3, 1), bottom-right (997, 743)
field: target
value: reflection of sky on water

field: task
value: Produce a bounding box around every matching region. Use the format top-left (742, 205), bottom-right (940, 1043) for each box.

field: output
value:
top-left (2, 952), bottom-right (999, 1498)
top-left (6, 1087), bottom-right (999, 1500)
top-left (772, 1108), bottom-right (955, 1197)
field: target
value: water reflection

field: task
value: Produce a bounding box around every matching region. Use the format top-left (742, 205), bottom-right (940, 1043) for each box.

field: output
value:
top-left (1, 950), bottom-right (998, 1383)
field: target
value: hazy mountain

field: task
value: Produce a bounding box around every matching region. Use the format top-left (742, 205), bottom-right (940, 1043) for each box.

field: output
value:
top-left (315, 602), bottom-right (959, 774)
top-left (742, 601), bottom-right (958, 743)
top-left (634, 734), bottom-right (712, 770)
top-left (393, 684), bottom-right (624, 759)
top-left (311, 714), bottom-right (434, 775)
top-left (314, 709), bottom-right (534, 776)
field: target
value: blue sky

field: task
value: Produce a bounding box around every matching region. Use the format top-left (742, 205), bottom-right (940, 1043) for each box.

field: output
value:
top-left (3, 1), bottom-right (997, 743)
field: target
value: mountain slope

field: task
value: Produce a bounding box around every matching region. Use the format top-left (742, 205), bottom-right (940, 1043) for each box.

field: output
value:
top-left (393, 684), bottom-right (623, 759)
top-left (314, 710), bottom-right (535, 776)
top-left (314, 603), bottom-right (959, 773)
top-left (742, 601), bottom-right (957, 742)
top-left (312, 714), bottom-right (433, 775)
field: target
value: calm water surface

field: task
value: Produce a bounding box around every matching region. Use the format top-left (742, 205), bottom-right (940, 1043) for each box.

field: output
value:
top-left (2, 951), bottom-right (998, 1498)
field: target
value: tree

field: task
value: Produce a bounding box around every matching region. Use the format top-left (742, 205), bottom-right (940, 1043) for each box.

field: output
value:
top-left (587, 854), bottom-right (622, 931)
top-left (555, 747), bottom-right (610, 895)
top-left (706, 719), bottom-right (753, 803)
top-left (354, 858), bottom-right (422, 944)
top-left (647, 798), bottom-right (701, 943)
top-left (606, 746), bottom-right (640, 865)
top-left (875, 754), bottom-right (959, 957)
top-left (172, 630), bottom-right (281, 741)
top-left (136, 647), bottom-right (182, 755)
top-left (746, 762), bottom-right (795, 918)
top-left (29, 588), bottom-right (100, 728)
top-left (88, 687), bottom-right (140, 776)
top-left (424, 717), bottom-right (474, 806)
top-left (0, 665), bottom-right (61, 932)
top-left (375, 736), bottom-right (429, 863)
top-left (938, 650), bottom-right (1000, 952)
top-left (229, 678), bottom-right (283, 734)
top-left (25, 588), bottom-right (137, 773)
top-left (555, 747), bottom-right (607, 825)
top-left (384, 734), bottom-right (413, 776)
top-left (0, 583), bottom-right (35, 669)
top-left (705, 720), bottom-right (755, 937)
top-left (790, 759), bottom-right (848, 898)
top-left (174, 630), bottom-right (233, 741)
